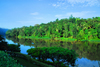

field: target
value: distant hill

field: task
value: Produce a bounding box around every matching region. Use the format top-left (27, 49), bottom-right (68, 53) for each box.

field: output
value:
top-left (0, 28), bottom-right (9, 36)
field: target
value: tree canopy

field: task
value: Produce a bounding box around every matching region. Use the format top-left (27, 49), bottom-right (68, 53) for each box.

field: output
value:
top-left (6, 15), bottom-right (100, 41)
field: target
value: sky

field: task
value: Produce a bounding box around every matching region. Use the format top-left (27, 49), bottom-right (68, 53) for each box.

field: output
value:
top-left (0, 0), bottom-right (100, 29)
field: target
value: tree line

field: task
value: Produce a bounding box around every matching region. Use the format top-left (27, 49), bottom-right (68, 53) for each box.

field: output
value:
top-left (6, 15), bottom-right (100, 40)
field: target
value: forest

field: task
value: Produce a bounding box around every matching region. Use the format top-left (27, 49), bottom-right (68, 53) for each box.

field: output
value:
top-left (6, 15), bottom-right (100, 41)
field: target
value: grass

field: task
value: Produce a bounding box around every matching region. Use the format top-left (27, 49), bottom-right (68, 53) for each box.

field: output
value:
top-left (88, 39), bottom-right (100, 42)
top-left (54, 37), bottom-right (77, 41)
top-left (18, 36), bottom-right (100, 43)
top-left (18, 36), bottom-right (77, 41)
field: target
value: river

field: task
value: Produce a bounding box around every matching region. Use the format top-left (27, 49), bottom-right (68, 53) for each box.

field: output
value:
top-left (4, 36), bottom-right (100, 67)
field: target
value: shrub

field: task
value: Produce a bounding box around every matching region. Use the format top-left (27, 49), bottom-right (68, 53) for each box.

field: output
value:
top-left (0, 50), bottom-right (23, 67)
top-left (7, 44), bottom-right (21, 52)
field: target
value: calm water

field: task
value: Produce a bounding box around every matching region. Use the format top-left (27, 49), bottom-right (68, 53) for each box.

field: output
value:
top-left (5, 37), bottom-right (100, 67)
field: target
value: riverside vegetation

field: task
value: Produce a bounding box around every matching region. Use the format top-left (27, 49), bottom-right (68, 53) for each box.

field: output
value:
top-left (6, 15), bottom-right (100, 42)
top-left (5, 36), bottom-right (100, 67)
top-left (0, 35), bottom-right (78, 67)
top-left (2, 15), bottom-right (100, 67)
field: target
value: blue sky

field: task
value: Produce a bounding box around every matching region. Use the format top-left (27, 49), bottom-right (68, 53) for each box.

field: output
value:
top-left (0, 0), bottom-right (100, 29)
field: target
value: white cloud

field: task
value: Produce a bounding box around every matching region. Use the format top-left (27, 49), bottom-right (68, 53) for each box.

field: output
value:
top-left (66, 11), bottom-right (91, 17)
top-left (52, 4), bottom-right (57, 6)
top-left (55, 14), bottom-right (68, 19)
top-left (55, 11), bottom-right (95, 19)
top-left (52, 0), bottom-right (100, 8)
top-left (52, 4), bottom-right (60, 7)
top-left (68, 0), bottom-right (100, 6)
top-left (30, 12), bottom-right (39, 15)
top-left (84, 0), bottom-right (100, 6)
top-left (55, 15), bottom-right (63, 17)
top-left (52, 0), bottom-right (68, 8)
top-left (67, 0), bottom-right (88, 4)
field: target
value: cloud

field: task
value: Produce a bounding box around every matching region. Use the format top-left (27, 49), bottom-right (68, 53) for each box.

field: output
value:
top-left (55, 15), bottom-right (63, 17)
top-left (55, 11), bottom-right (95, 19)
top-left (52, 1), bottom-right (67, 8)
top-left (52, 4), bottom-right (60, 7)
top-left (67, 0), bottom-right (88, 4)
top-left (55, 14), bottom-right (68, 19)
top-left (52, 0), bottom-right (100, 8)
top-left (68, 0), bottom-right (100, 6)
top-left (30, 12), bottom-right (39, 15)
top-left (84, 0), bottom-right (100, 6)
top-left (66, 11), bottom-right (91, 17)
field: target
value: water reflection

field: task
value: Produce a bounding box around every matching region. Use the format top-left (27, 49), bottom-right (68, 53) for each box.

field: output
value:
top-left (5, 37), bottom-right (100, 67)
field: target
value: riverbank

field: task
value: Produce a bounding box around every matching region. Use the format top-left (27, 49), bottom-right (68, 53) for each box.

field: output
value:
top-left (6, 51), bottom-right (69, 67)
top-left (6, 51), bottom-right (56, 67)
top-left (18, 36), bottom-right (100, 43)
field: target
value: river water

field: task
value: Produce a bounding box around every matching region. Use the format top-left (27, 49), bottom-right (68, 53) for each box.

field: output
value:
top-left (5, 37), bottom-right (100, 67)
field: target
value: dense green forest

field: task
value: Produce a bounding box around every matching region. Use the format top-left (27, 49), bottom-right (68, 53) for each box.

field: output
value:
top-left (6, 15), bottom-right (100, 41)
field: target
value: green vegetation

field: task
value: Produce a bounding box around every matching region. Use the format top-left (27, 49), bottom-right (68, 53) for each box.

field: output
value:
top-left (3, 15), bottom-right (100, 67)
top-left (0, 35), bottom-right (21, 53)
top-left (6, 16), bottom-right (100, 42)
top-left (27, 47), bottom-right (79, 67)
top-left (0, 34), bottom-right (76, 67)
top-left (0, 35), bottom-right (54, 67)
top-left (6, 36), bottom-right (100, 61)
top-left (6, 51), bottom-right (55, 67)
top-left (0, 51), bottom-right (23, 67)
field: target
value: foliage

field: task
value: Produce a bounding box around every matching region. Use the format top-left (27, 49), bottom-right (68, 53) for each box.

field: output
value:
top-left (0, 35), bottom-right (55, 67)
top-left (7, 44), bottom-right (21, 52)
top-left (0, 35), bottom-right (21, 54)
top-left (27, 47), bottom-right (79, 67)
top-left (0, 35), bottom-right (8, 51)
top-left (6, 15), bottom-right (100, 41)
top-left (0, 50), bottom-right (23, 67)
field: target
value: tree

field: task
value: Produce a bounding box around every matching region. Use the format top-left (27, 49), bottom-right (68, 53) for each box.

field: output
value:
top-left (0, 35), bottom-right (8, 51)
top-left (34, 24), bottom-right (39, 26)
top-left (6, 16), bottom-right (100, 41)
top-left (56, 18), bottom-right (59, 22)
top-left (76, 29), bottom-right (85, 40)
top-left (69, 15), bottom-right (76, 23)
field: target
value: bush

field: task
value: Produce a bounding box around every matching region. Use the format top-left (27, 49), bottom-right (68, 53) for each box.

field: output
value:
top-left (7, 44), bottom-right (21, 52)
top-left (0, 50), bottom-right (23, 67)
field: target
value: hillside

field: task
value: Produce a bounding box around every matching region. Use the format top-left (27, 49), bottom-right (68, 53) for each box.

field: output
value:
top-left (6, 16), bottom-right (100, 41)
top-left (0, 28), bottom-right (9, 36)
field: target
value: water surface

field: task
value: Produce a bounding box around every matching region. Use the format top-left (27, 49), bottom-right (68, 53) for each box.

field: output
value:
top-left (5, 37), bottom-right (100, 67)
